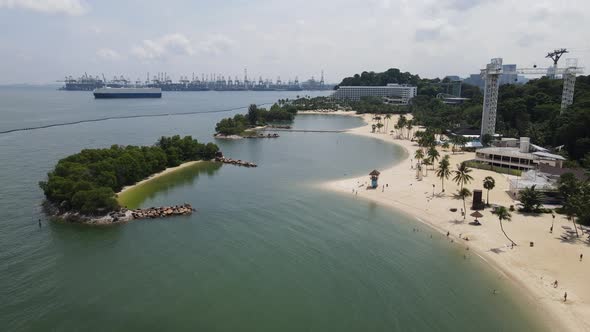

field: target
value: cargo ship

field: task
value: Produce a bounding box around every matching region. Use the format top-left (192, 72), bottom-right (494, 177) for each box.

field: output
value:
top-left (93, 87), bottom-right (162, 99)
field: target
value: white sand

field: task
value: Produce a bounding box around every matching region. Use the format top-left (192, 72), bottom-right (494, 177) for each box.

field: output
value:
top-left (322, 113), bottom-right (590, 332)
top-left (117, 160), bottom-right (203, 196)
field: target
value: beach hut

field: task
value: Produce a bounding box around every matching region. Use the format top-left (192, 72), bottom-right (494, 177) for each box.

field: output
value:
top-left (369, 170), bottom-right (380, 189)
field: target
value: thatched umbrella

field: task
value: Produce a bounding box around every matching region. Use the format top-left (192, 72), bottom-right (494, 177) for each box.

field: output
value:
top-left (470, 211), bottom-right (483, 223)
top-left (369, 170), bottom-right (381, 176)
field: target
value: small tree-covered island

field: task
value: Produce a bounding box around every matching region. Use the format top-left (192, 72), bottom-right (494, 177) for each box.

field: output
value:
top-left (39, 135), bottom-right (219, 224)
top-left (214, 103), bottom-right (298, 137)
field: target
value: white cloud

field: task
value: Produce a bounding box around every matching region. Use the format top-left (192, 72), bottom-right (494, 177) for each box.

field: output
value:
top-left (131, 33), bottom-right (194, 61)
top-left (96, 48), bottom-right (122, 61)
top-left (0, 0), bottom-right (87, 15)
top-left (196, 34), bottom-right (237, 55)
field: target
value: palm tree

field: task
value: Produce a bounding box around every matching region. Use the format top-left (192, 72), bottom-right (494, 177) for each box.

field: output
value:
top-left (435, 155), bottom-right (451, 192)
top-left (376, 122), bottom-right (384, 133)
top-left (393, 124), bottom-right (400, 138)
top-left (496, 206), bottom-right (516, 246)
top-left (414, 149), bottom-right (424, 166)
top-left (442, 141), bottom-right (450, 151)
top-left (396, 115), bottom-right (407, 139)
top-left (453, 162), bottom-right (474, 190)
top-left (405, 120), bottom-right (413, 140)
top-left (427, 146), bottom-right (440, 170)
top-left (385, 114), bottom-right (391, 133)
top-left (518, 185), bottom-right (543, 213)
top-left (483, 176), bottom-right (496, 206)
top-left (458, 188), bottom-right (472, 220)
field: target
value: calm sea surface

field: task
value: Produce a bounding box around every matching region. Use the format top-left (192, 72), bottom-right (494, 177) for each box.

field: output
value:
top-left (0, 87), bottom-right (545, 331)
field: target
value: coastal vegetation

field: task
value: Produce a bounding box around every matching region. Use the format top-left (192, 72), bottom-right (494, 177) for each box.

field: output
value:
top-left (457, 188), bottom-right (472, 220)
top-left (483, 176), bottom-right (496, 205)
top-left (518, 185), bottom-right (544, 213)
top-left (215, 104), bottom-right (297, 136)
top-left (436, 155), bottom-right (451, 192)
top-left (39, 136), bottom-right (219, 215)
top-left (557, 173), bottom-right (590, 227)
top-left (453, 162), bottom-right (474, 191)
top-left (494, 206), bottom-right (516, 246)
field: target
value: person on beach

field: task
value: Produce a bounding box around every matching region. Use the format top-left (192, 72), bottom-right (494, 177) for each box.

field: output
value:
top-left (493, 289), bottom-right (497, 295)
top-left (564, 292), bottom-right (568, 302)
top-left (446, 231), bottom-right (450, 237)
top-left (550, 225), bottom-right (553, 233)
top-left (553, 280), bottom-right (558, 288)
top-left (580, 254), bottom-right (583, 261)
top-left (38, 219), bottom-right (41, 228)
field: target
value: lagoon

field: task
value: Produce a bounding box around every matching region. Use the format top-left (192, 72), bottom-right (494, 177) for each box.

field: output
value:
top-left (0, 88), bottom-right (544, 331)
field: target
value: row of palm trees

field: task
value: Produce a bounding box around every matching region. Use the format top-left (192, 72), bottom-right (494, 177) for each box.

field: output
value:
top-left (390, 119), bottom-right (517, 246)
top-left (427, 156), bottom-right (515, 246)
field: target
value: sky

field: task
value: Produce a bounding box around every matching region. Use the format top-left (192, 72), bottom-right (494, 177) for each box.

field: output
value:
top-left (0, 0), bottom-right (588, 84)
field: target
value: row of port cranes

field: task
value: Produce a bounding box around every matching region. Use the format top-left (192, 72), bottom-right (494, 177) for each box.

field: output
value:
top-left (60, 69), bottom-right (332, 91)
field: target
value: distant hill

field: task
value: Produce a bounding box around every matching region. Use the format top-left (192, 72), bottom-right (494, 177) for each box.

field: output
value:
top-left (337, 68), bottom-right (421, 87)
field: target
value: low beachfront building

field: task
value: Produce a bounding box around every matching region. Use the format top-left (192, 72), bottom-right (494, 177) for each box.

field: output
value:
top-left (474, 137), bottom-right (565, 171)
top-left (332, 84), bottom-right (417, 104)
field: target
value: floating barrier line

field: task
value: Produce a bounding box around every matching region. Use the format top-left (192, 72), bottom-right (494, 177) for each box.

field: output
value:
top-left (0, 102), bottom-right (274, 135)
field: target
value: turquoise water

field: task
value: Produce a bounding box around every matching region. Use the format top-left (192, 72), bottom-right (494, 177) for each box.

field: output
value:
top-left (0, 88), bottom-right (545, 331)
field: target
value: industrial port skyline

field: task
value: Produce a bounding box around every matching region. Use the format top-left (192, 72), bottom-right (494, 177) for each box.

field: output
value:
top-left (59, 70), bottom-right (333, 91)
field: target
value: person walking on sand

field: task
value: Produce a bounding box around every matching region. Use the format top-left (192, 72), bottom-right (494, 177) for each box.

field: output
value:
top-left (564, 292), bottom-right (568, 302)
top-left (550, 225), bottom-right (553, 233)
top-left (580, 254), bottom-right (583, 261)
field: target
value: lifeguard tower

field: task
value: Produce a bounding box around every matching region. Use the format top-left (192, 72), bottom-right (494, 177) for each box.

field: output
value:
top-left (369, 170), bottom-right (380, 189)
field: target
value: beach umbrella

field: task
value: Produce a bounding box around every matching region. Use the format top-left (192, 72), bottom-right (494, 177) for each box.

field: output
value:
top-left (470, 211), bottom-right (483, 222)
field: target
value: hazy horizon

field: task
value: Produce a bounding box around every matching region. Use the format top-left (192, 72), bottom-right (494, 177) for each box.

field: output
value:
top-left (0, 0), bottom-right (588, 84)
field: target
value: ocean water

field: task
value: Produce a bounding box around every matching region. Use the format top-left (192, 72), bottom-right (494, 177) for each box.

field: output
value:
top-left (0, 87), bottom-right (545, 331)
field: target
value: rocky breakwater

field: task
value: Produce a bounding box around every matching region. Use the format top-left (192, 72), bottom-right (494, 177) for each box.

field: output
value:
top-left (131, 204), bottom-right (194, 219)
top-left (214, 156), bottom-right (258, 167)
top-left (43, 201), bottom-right (195, 225)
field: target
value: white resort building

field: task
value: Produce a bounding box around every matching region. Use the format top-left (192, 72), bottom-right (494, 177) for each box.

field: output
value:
top-left (474, 137), bottom-right (565, 171)
top-left (332, 84), bottom-right (418, 104)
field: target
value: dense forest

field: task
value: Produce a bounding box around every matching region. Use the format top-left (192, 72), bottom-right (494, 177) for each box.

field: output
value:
top-left (39, 136), bottom-right (219, 215)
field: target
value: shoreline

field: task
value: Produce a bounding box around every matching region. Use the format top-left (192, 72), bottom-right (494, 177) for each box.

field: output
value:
top-left (117, 160), bottom-right (204, 197)
top-left (320, 113), bottom-right (588, 332)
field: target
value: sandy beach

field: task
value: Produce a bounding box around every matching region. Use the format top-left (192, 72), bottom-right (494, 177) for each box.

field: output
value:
top-left (322, 113), bottom-right (590, 331)
top-left (117, 160), bottom-right (203, 196)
